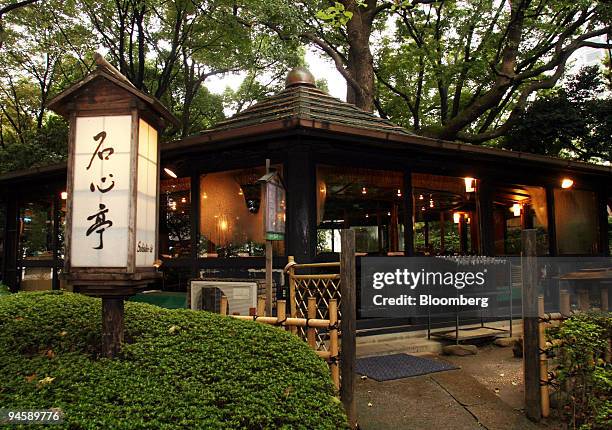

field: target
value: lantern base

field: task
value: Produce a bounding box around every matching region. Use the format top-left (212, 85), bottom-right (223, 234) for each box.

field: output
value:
top-left (63, 269), bottom-right (161, 298)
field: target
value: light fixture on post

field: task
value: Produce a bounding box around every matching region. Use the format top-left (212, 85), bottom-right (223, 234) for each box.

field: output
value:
top-left (561, 178), bottom-right (574, 189)
top-left (511, 203), bottom-right (521, 216)
top-left (464, 177), bottom-right (476, 193)
top-left (453, 212), bottom-right (462, 223)
top-left (362, 187), bottom-right (367, 195)
top-left (60, 191), bottom-right (68, 200)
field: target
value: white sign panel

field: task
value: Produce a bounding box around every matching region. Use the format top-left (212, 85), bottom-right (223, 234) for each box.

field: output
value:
top-left (71, 116), bottom-right (131, 267)
top-left (135, 119), bottom-right (158, 267)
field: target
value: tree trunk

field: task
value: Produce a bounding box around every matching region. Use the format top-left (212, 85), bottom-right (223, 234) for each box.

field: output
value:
top-left (345, 1), bottom-right (375, 112)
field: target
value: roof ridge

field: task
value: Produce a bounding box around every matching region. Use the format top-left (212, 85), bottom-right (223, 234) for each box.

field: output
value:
top-left (209, 83), bottom-right (416, 137)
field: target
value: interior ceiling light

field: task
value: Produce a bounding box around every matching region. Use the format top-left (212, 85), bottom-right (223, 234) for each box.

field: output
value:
top-left (163, 167), bottom-right (177, 178)
top-left (561, 178), bottom-right (574, 189)
top-left (464, 177), bottom-right (475, 193)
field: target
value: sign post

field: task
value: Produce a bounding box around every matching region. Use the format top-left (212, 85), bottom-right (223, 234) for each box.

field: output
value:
top-left (48, 53), bottom-right (179, 357)
top-left (258, 161), bottom-right (286, 315)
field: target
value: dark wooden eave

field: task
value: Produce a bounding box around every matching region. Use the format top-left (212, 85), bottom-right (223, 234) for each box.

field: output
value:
top-left (47, 68), bottom-right (179, 129)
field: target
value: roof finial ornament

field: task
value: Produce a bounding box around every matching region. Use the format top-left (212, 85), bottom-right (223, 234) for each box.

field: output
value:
top-left (285, 67), bottom-right (316, 88)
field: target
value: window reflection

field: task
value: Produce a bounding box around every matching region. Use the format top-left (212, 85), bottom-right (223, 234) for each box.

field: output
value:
top-left (493, 185), bottom-right (548, 255)
top-left (199, 167), bottom-right (284, 257)
top-left (160, 177), bottom-right (191, 258)
top-left (412, 173), bottom-right (477, 255)
top-left (554, 189), bottom-right (598, 255)
top-left (19, 201), bottom-right (53, 259)
top-left (317, 166), bottom-right (405, 255)
top-left (18, 200), bottom-right (53, 291)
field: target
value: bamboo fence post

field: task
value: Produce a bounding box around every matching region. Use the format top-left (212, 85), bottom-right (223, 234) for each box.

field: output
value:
top-left (559, 290), bottom-right (571, 316)
top-left (329, 299), bottom-right (340, 391)
top-left (340, 229), bottom-right (357, 429)
top-left (288, 256), bottom-right (297, 334)
top-left (538, 295), bottom-right (550, 418)
top-left (220, 295), bottom-right (228, 316)
top-left (277, 299), bottom-right (286, 330)
top-left (307, 296), bottom-right (317, 349)
top-left (257, 296), bottom-right (266, 316)
top-left (522, 229), bottom-right (542, 421)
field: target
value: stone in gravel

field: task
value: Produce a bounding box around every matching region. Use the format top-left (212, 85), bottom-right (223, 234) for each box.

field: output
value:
top-left (442, 344), bottom-right (478, 356)
top-left (494, 337), bottom-right (520, 347)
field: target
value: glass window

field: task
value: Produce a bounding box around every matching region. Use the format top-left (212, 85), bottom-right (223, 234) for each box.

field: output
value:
top-left (160, 177), bottom-right (192, 258)
top-left (554, 189), bottom-right (599, 255)
top-left (19, 200), bottom-right (53, 260)
top-left (199, 167), bottom-right (284, 257)
top-left (317, 166), bottom-right (405, 255)
top-left (413, 173), bottom-right (477, 255)
top-left (493, 185), bottom-right (549, 255)
top-left (18, 200), bottom-right (54, 291)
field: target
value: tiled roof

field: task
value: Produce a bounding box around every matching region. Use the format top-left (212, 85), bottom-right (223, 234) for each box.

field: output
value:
top-left (209, 84), bottom-right (415, 137)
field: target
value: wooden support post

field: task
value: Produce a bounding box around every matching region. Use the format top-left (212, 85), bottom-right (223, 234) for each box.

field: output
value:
top-left (257, 296), bottom-right (266, 316)
top-left (538, 295), bottom-right (550, 418)
top-left (220, 295), bottom-right (228, 316)
top-left (307, 296), bottom-right (317, 349)
top-left (287, 256), bottom-right (297, 334)
top-left (329, 299), bottom-right (340, 391)
top-left (102, 297), bottom-right (124, 358)
top-left (265, 158), bottom-right (274, 316)
top-left (340, 229), bottom-right (357, 429)
top-left (277, 299), bottom-right (286, 330)
top-left (559, 290), bottom-right (571, 316)
top-left (522, 229), bottom-right (542, 421)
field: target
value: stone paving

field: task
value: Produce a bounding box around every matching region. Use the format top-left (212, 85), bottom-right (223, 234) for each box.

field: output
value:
top-left (356, 368), bottom-right (539, 430)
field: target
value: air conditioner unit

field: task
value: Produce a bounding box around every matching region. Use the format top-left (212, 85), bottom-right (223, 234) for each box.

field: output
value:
top-left (190, 280), bottom-right (258, 316)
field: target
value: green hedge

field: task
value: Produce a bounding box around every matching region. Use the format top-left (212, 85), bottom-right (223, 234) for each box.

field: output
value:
top-left (548, 312), bottom-right (612, 430)
top-left (0, 291), bottom-right (348, 429)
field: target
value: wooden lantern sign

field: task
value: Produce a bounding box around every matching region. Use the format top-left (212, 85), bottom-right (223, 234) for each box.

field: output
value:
top-left (48, 54), bottom-right (179, 297)
top-left (258, 170), bottom-right (286, 241)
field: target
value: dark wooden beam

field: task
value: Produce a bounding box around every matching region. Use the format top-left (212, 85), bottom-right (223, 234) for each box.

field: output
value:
top-left (477, 180), bottom-right (494, 256)
top-left (545, 187), bottom-right (557, 256)
top-left (598, 191), bottom-right (609, 256)
top-left (190, 172), bottom-right (200, 277)
top-left (403, 171), bottom-right (414, 256)
top-left (286, 142), bottom-right (316, 262)
top-left (2, 197), bottom-right (18, 291)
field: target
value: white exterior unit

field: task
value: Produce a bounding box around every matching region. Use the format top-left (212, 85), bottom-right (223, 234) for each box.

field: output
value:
top-left (190, 281), bottom-right (258, 316)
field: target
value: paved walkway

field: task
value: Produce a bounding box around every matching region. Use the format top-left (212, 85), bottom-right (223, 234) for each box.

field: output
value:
top-left (355, 365), bottom-right (539, 430)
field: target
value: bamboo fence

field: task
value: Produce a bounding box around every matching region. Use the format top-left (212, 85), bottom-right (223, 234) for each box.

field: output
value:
top-left (221, 296), bottom-right (341, 390)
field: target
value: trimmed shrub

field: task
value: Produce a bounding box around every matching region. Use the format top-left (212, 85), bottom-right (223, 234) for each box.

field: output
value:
top-left (547, 312), bottom-right (612, 430)
top-left (0, 291), bottom-right (348, 429)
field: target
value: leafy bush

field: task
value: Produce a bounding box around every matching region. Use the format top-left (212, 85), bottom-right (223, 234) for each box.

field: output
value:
top-left (0, 291), bottom-right (348, 429)
top-left (548, 312), bottom-right (612, 430)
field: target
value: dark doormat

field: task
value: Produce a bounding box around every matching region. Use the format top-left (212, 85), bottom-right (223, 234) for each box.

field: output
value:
top-left (356, 353), bottom-right (458, 381)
